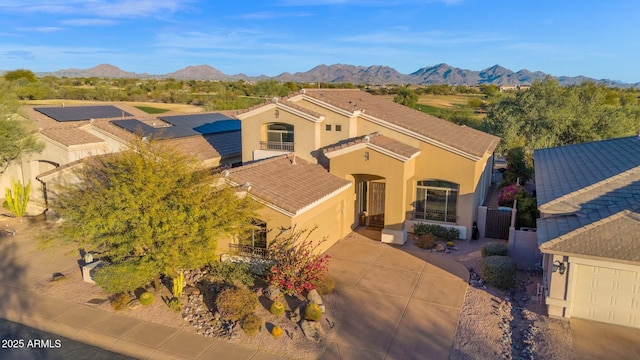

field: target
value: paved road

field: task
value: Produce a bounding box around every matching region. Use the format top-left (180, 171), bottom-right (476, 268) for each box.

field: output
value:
top-left (0, 318), bottom-right (133, 360)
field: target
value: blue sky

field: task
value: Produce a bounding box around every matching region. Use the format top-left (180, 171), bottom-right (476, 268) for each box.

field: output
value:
top-left (1, 0), bottom-right (639, 83)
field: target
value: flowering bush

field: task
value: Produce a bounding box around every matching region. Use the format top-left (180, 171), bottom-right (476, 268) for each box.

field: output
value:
top-left (267, 227), bottom-right (330, 297)
top-left (498, 183), bottom-right (523, 206)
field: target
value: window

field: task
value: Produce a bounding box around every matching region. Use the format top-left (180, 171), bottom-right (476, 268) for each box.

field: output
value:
top-left (262, 123), bottom-right (294, 151)
top-left (335, 125), bottom-right (342, 131)
top-left (326, 124), bottom-right (332, 131)
top-left (244, 219), bottom-right (267, 249)
top-left (414, 180), bottom-right (458, 223)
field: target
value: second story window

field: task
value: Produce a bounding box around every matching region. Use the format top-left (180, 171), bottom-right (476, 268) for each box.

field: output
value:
top-left (262, 123), bottom-right (294, 151)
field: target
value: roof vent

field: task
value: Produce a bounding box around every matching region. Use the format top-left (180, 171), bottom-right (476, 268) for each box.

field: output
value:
top-left (222, 170), bottom-right (230, 177)
top-left (363, 135), bottom-right (371, 143)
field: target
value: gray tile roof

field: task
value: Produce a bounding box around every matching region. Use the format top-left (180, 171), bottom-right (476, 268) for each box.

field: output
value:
top-left (535, 136), bottom-right (640, 262)
top-left (539, 210), bottom-right (640, 264)
top-left (226, 154), bottom-right (351, 215)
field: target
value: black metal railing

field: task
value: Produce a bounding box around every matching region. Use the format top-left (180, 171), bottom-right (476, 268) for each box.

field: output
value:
top-left (228, 243), bottom-right (270, 259)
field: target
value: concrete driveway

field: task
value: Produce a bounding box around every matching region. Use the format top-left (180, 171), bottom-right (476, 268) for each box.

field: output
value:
top-left (571, 318), bottom-right (640, 360)
top-left (321, 230), bottom-right (469, 360)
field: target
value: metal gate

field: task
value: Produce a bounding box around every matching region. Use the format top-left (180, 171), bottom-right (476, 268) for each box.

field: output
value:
top-left (485, 208), bottom-right (511, 239)
top-left (368, 182), bottom-right (385, 227)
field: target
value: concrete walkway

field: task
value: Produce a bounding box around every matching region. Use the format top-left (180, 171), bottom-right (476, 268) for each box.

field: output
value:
top-left (0, 222), bottom-right (468, 360)
top-left (571, 318), bottom-right (640, 360)
top-left (322, 230), bottom-right (469, 360)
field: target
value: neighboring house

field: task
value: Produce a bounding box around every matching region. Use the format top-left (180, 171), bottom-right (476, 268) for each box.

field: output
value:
top-left (231, 89), bottom-right (499, 251)
top-left (535, 136), bottom-right (640, 329)
top-left (1, 104), bottom-right (241, 214)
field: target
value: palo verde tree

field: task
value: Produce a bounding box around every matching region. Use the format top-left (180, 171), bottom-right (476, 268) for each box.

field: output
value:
top-left (0, 79), bottom-right (44, 174)
top-left (48, 139), bottom-right (259, 294)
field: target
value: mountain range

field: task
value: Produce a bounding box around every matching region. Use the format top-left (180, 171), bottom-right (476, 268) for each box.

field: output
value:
top-left (32, 63), bottom-right (637, 87)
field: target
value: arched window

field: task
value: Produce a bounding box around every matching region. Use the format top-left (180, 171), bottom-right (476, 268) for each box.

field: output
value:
top-left (414, 180), bottom-right (459, 223)
top-left (262, 123), bottom-right (294, 151)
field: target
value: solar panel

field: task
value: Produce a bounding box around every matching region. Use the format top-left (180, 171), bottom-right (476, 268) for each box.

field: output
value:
top-left (34, 105), bottom-right (132, 122)
top-left (111, 113), bottom-right (241, 140)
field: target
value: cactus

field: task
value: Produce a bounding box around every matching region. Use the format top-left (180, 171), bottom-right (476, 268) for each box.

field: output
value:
top-left (3, 178), bottom-right (31, 218)
top-left (270, 301), bottom-right (285, 316)
top-left (271, 325), bottom-right (283, 338)
top-left (139, 291), bottom-right (154, 305)
top-left (172, 271), bottom-right (184, 297)
top-left (304, 303), bottom-right (322, 321)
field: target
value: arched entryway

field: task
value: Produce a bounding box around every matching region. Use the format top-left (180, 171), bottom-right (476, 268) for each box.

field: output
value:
top-left (354, 174), bottom-right (386, 228)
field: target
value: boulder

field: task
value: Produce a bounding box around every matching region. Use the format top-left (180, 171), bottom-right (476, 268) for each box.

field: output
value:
top-left (434, 243), bottom-right (446, 252)
top-left (301, 320), bottom-right (325, 343)
top-left (307, 289), bottom-right (323, 305)
top-left (127, 299), bottom-right (141, 309)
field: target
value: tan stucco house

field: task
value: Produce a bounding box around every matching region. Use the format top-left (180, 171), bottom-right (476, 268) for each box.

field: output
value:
top-left (535, 136), bottom-right (640, 329)
top-left (1, 104), bottom-right (241, 213)
top-left (230, 89), bottom-right (499, 250)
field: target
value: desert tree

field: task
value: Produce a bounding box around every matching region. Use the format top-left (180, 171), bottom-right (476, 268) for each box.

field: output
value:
top-left (48, 139), bottom-right (260, 293)
top-left (0, 79), bottom-right (44, 174)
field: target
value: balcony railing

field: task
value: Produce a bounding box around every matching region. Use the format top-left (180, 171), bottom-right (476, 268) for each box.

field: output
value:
top-left (260, 141), bottom-right (294, 152)
top-left (228, 243), bottom-right (270, 259)
top-left (414, 209), bottom-right (457, 223)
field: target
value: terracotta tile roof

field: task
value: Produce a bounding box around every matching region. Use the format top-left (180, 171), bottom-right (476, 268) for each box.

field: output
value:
top-left (299, 89), bottom-right (499, 159)
top-left (226, 154), bottom-right (351, 215)
top-left (323, 132), bottom-right (420, 160)
top-left (540, 210), bottom-right (640, 264)
top-left (162, 131), bottom-right (241, 162)
top-left (40, 127), bottom-right (105, 146)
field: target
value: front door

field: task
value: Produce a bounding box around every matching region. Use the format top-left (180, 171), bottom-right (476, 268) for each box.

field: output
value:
top-left (368, 182), bottom-right (385, 227)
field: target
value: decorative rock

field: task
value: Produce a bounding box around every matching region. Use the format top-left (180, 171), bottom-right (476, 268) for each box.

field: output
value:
top-left (307, 289), bottom-right (323, 306)
top-left (434, 243), bottom-right (446, 252)
top-left (301, 320), bottom-right (325, 343)
top-left (289, 305), bottom-right (301, 323)
top-left (127, 299), bottom-right (141, 309)
top-left (266, 286), bottom-right (281, 301)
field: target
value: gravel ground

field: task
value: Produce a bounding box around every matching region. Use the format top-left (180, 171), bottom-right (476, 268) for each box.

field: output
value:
top-left (9, 216), bottom-right (574, 360)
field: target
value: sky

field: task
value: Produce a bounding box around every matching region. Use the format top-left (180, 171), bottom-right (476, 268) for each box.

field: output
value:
top-left (1, 0), bottom-right (639, 83)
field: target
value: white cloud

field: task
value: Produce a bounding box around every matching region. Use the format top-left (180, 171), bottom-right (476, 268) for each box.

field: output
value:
top-left (62, 18), bottom-right (119, 26)
top-left (17, 26), bottom-right (62, 33)
top-left (0, 0), bottom-right (194, 18)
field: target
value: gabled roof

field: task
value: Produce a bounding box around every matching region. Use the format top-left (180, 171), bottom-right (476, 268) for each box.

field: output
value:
top-left (539, 210), bottom-right (640, 265)
top-left (298, 89), bottom-right (499, 160)
top-left (40, 127), bottom-right (105, 146)
top-left (225, 154), bottom-right (351, 216)
top-left (535, 136), bottom-right (640, 262)
top-left (323, 132), bottom-right (421, 162)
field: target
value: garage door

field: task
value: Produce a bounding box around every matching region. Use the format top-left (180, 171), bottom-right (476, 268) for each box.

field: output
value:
top-left (572, 264), bottom-right (640, 328)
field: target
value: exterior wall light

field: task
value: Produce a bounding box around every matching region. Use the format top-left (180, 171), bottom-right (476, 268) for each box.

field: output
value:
top-left (274, 109), bottom-right (280, 119)
top-left (364, 151), bottom-right (370, 161)
top-left (552, 260), bottom-right (566, 275)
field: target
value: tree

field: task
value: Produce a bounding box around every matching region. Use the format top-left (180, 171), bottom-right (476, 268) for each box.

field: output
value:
top-left (393, 86), bottom-right (418, 108)
top-left (48, 139), bottom-right (259, 293)
top-left (0, 80), bottom-right (44, 174)
top-left (4, 69), bottom-right (37, 83)
top-left (483, 77), bottom-right (638, 154)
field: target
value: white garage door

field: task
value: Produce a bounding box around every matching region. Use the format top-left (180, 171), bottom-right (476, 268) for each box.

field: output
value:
top-left (572, 264), bottom-right (640, 328)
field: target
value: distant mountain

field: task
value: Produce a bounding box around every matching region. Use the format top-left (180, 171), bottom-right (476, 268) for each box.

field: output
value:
top-left (31, 63), bottom-right (638, 87)
top-left (164, 65), bottom-right (229, 80)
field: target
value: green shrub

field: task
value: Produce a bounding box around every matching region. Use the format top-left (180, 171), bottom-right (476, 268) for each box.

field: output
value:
top-left (412, 223), bottom-right (459, 241)
top-left (481, 241), bottom-right (509, 257)
top-left (208, 261), bottom-right (255, 286)
top-left (241, 314), bottom-right (263, 335)
top-left (415, 233), bottom-right (436, 249)
top-left (139, 291), bottom-right (154, 306)
top-left (93, 260), bottom-right (155, 294)
top-left (166, 297), bottom-right (182, 312)
top-left (480, 256), bottom-right (516, 290)
top-left (110, 292), bottom-right (132, 311)
top-left (270, 301), bottom-right (285, 316)
top-left (304, 303), bottom-right (322, 321)
top-left (215, 287), bottom-right (258, 321)
top-left (314, 275), bottom-right (336, 295)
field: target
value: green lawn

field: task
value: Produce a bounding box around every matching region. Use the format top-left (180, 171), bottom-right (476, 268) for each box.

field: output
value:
top-left (134, 106), bottom-right (170, 114)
